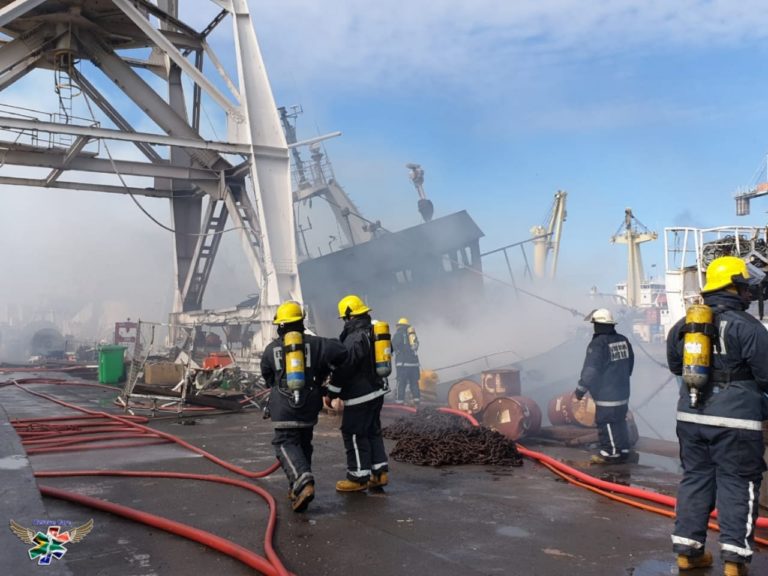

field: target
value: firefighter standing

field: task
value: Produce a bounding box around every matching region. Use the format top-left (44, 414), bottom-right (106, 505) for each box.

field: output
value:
top-left (327, 294), bottom-right (390, 492)
top-left (574, 308), bottom-right (635, 464)
top-left (260, 300), bottom-right (348, 513)
top-left (393, 317), bottom-right (421, 405)
top-left (667, 256), bottom-right (768, 576)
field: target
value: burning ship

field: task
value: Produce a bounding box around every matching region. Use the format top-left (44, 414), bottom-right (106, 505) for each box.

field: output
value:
top-left (0, 3), bottom-right (766, 576)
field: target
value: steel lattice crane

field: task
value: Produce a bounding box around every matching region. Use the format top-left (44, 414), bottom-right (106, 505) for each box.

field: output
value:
top-left (735, 154), bottom-right (768, 216)
top-left (0, 0), bottom-right (301, 361)
top-left (611, 208), bottom-right (657, 307)
top-left (530, 190), bottom-right (567, 279)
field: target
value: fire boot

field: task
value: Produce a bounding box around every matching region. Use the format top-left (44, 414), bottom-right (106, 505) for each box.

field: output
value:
top-left (723, 561), bottom-right (748, 576)
top-left (677, 551), bottom-right (713, 570)
top-left (368, 471), bottom-right (389, 489)
top-left (590, 454), bottom-right (623, 465)
top-left (335, 479), bottom-right (368, 492)
top-left (292, 482), bottom-right (315, 513)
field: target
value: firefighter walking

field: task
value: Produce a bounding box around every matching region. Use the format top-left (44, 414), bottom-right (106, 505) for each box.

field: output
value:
top-left (260, 300), bottom-right (347, 513)
top-left (667, 256), bottom-right (768, 576)
top-left (574, 308), bottom-right (635, 464)
top-left (393, 317), bottom-right (421, 405)
top-left (327, 294), bottom-right (391, 492)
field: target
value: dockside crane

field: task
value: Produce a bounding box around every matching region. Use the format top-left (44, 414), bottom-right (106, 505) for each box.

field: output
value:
top-left (530, 190), bottom-right (567, 279)
top-left (611, 208), bottom-right (657, 307)
top-left (735, 154), bottom-right (768, 216)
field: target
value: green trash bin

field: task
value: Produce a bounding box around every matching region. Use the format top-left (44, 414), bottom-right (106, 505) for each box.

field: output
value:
top-left (98, 345), bottom-right (127, 384)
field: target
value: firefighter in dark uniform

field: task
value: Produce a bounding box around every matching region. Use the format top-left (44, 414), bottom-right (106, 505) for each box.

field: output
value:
top-left (393, 317), bottom-right (421, 405)
top-left (667, 256), bottom-right (768, 576)
top-left (327, 294), bottom-right (390, 492)
top-left (260, 300), bottom-right (347, 513)
top-left (574, 307), bottom-right (635, 464)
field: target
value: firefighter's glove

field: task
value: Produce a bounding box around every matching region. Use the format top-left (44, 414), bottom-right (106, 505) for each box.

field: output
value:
top-left (574, 386), bottom-right (587, 401)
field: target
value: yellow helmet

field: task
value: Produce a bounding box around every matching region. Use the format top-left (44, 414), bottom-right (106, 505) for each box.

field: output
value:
top-left (702, 256), bottom-right (750, 293)
top-left (397, 317), bottom-right (410, 326)
top-left (337, 294), bottom-right (371, 319)
top-left (273, 300), bottom-right (305, 325)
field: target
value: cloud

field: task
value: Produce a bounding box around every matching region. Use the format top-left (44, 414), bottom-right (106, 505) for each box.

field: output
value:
top-left (242, 0), bottom-right (768, 94)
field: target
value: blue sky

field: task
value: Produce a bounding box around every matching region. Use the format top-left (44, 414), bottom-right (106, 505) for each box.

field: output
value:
top-left (241, 0), bottom-right (768, 289)
top-left (4, 1), bottom-right (768, 328)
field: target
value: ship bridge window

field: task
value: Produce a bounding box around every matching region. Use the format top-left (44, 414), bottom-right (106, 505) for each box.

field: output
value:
top-left (460, 246), bottom-right (472, 268)
top-left (442, 253), bottom-right (454, 272)
top-left (395, 269), bottom-right (413, 284)
top-left (442, 247), bottom-right (474, 272)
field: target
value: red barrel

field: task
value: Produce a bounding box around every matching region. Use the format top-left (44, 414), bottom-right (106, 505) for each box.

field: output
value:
top-left (547, 392), bottom-right (596, 428)
top-left (482, 396), bottom-right (542, 441)
top-left (480, 369), bottom-right (521, 405)
top-left (447, 379), bottom-right (484, 414)
top-left (547, 394), bottom-right (575, 425)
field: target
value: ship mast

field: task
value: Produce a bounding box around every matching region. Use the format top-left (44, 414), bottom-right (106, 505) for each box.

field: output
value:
top-left (611, 208), bottom-right (657, 307)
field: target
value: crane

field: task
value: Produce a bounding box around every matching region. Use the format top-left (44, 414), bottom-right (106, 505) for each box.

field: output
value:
top-left (611, 208), bottom-right (657, 307)
top-left (530, 190), bottom-right (567, 279)
top-left (735, 154), bottom-right (768, 216)
top-left (406, 163), bottom-right (434, 222)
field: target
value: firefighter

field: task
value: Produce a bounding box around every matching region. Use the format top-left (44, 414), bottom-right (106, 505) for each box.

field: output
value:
top-left (392, 317), bottom-right (421, 405)
top-left (574, 308), bottom-right (635, 464)
top-left (260, 300), bottom-right (347, 513)
top-left (667, 256), bottom-right (768, 576)
top-left (327, 294), bottom-right (390, 492)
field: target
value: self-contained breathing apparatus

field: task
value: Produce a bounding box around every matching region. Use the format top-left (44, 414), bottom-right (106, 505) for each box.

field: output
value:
top-left (407, 326), bottom-right (419, 352)
top-left (372, 321), bottom-right (392, 383)
top-left (273, 331), bottom-right (311, 407)
top-left (681, 304), bottom-right (716, 409)
top-left (681, 259), bottom-right (768, 408)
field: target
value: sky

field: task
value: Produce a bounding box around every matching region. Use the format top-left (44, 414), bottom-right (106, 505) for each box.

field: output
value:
top-left (4, 0), bottom-right (768, 334)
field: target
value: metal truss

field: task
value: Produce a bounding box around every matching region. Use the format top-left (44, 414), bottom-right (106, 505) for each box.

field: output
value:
top-left (0, 0), bottom-right (301, 354)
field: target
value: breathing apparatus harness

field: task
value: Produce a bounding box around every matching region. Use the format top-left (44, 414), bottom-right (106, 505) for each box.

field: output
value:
top-left (680, 302), bottom-right (757, 408)
top-left (371, 321), bottom-right (392, 391)
top-left (273, 330), bottom-right (311, 408)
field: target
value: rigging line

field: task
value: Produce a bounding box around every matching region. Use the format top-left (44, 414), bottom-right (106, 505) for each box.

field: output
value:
top-left (454, 253), bottom-right (586, 317)
top-left (628, 403), bottom-right (665, 440)
top-left (431, 349), bottom-right (523, 372)
top-left (80, 92), bottom-right (251, 238)
top-left (313, 188), bottom-right (391, 232)
top-left (629, 334), bottom-right (669, 369)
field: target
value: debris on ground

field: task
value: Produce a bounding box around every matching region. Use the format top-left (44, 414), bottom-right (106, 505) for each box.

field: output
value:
top-left (383, 408), bottom-right (523, 467)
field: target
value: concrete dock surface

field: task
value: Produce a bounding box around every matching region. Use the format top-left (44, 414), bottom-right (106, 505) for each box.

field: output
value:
top-left (1, 375), bottom-right (766, 576)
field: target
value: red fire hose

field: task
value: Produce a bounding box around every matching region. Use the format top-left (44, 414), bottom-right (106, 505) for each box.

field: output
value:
top-left (7, 378), bottom-right (289, 575)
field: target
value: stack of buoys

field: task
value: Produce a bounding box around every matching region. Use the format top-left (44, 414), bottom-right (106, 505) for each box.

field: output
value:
top-left (446, 369), bottom-right (542, 441)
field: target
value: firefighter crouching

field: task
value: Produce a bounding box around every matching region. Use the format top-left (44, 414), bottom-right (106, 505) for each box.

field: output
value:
top-left (574, 307), bottom-right (636, 464)
top-left (667, 256), bottom-right (768, 576)
top-left (327, 294), bottom-right (391, 492)
top-left (393, 317), bottom-right (421, 405)
top-left (260, 300), bottom-right (347, 513)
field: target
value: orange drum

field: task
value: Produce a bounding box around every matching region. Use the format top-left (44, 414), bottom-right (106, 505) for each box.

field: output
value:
top-left (447, 379), bottom-right (484, 414)
top-left (547, 392), bottom-right (596, 428)
top-left (480, 369), bottom-right (521, 404)
top-left (482, 396), bottom-right (542, 441)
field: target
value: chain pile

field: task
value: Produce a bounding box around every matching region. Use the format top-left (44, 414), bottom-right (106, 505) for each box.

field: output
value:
top-left (383, 408), bottom-right (523, 467)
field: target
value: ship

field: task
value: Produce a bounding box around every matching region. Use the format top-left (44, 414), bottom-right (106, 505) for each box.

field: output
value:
top-left (0, 4), bottom-right (766, 576)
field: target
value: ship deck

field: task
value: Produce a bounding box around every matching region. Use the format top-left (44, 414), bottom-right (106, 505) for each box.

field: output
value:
top-left (1, 374), bottom-right (766, 576)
